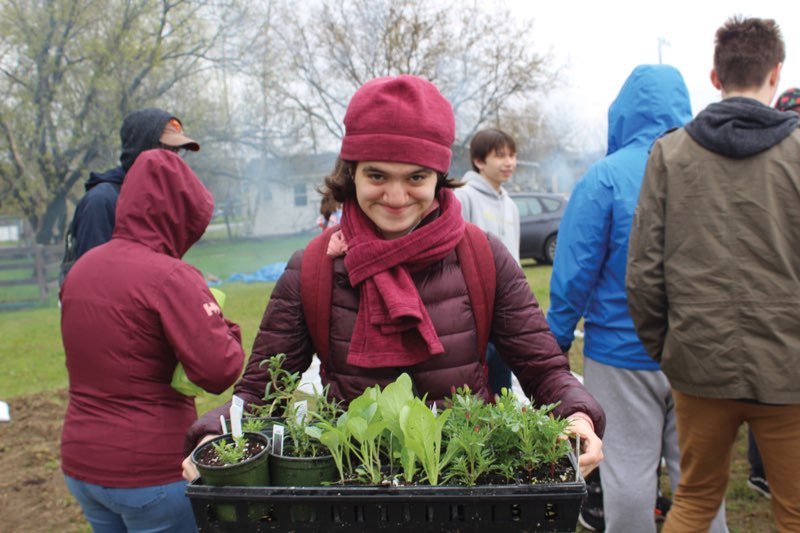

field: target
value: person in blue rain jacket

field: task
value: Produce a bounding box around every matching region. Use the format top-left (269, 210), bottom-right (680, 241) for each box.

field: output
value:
top-left (546, 64), bottom-right (727, 533)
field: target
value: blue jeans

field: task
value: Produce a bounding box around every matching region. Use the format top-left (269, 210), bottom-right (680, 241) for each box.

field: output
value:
top-left (64, 475), bottom-right (197, 533)
top-left (486, 342), bottom-right (512, 395)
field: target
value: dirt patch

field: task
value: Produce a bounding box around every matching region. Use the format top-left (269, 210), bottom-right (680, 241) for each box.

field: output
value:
top-left (0, 390), bottom-right (87, 533)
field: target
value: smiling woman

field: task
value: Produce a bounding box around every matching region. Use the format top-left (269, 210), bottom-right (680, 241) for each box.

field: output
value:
top-left (183, 75), bottom-right (606, 483)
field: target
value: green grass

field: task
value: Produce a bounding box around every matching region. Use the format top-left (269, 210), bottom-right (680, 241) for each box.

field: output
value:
top-left (0, 305), bottom-right (68, 397)
top-left (0, 234), bottom-right (304, 408)
top-left (184, 232), bottom-right (314, 279)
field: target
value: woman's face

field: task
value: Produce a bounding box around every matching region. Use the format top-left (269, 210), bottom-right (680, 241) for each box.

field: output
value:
top-left (354, 161), bottom-right (438, 239)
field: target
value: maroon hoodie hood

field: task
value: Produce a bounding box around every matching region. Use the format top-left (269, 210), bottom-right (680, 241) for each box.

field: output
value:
top-left (113, 149), bottom-right (213, 258)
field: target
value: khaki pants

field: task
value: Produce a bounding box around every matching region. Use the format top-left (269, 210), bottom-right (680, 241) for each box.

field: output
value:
top-left (664, 390), bottom-right (800, 533)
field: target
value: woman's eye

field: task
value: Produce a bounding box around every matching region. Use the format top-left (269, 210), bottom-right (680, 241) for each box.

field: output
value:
top-left (368, 173), bottom-right (385, 182)
top-left (409, 174), bottom-right (427, 183)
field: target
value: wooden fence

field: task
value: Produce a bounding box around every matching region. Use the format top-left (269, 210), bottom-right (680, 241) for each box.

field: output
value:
top-left (0, 244), bottom-right (63, 304)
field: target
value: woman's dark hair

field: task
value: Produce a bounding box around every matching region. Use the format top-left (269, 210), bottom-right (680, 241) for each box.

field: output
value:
top-left (319, 194), bottom-right (340, 222)
top-left (319, 157), bottom-right (461, 204)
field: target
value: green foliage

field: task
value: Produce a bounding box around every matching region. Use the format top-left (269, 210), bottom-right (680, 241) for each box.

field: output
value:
top-left (272, 384), bottom-right (343, 459)
top-left (308, 376), bottom-right (574, 487)
top-left (399, 399), bottom-right (450, 486)
top-left (377, 374), bottom-right (418, 483)
top-left (442, 386), bottom-right (496, 486)
top-left (249, 353), bottom-right (301, 418)
top-left (315, 411), bottom-right (351, 483)
top-left (241, 418), bottom-right (268, 434)
top-left (211, 435), bottom-right (247, 465)
top-left (488, 390), bottom-right (572, 482)
top-left (0, 0), bottom-right (221, 243)
top-left (345, 386), bottom-right (387, 484)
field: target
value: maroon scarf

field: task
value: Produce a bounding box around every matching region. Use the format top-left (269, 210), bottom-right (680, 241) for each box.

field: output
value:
top-left (340, 188), bottom-right (465, 368)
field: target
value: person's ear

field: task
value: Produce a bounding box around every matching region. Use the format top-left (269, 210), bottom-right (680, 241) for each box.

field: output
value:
top-left (473, 158), bottom-right (485, 171)
top-left (768, 63), bottom-right (782, 88)
top-left (710, 69), bottom-right (722, 90)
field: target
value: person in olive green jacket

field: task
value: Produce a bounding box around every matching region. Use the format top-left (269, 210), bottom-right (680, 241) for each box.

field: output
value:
top-left (627, 16), bottom-right (800, 533)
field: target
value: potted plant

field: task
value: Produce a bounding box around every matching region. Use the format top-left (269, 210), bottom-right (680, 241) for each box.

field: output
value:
top-left (265, 389), bottom-right (343, 522)
top-left (234, 353), bottom-right (301, 437)
top-left (268, 387), bottom-right (342, 487)
top-left (190, 431), bottom-right (270, 522)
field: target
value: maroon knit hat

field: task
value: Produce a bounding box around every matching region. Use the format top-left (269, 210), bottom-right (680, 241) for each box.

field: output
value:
top-left (340, 75), bottom-right (455, 174)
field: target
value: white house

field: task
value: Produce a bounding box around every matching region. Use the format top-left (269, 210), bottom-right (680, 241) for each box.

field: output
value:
top-left (247, 153), bottom-right (337, 237)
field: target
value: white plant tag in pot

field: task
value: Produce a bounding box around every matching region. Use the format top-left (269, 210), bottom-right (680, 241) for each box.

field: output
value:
top-left (230, 395), bottom-right (244, 438)
top-left (272, 424), bottom-right (285, 456)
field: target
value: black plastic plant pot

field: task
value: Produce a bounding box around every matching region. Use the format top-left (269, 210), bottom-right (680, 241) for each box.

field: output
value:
top-left (190, 432), bottom-right (270, 523)
top-left (268, 452), bottom-right (338, 486)
top-left (268, 452), bottom-right (338, 521)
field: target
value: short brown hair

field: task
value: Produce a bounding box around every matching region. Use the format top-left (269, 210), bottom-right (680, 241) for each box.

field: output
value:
top-left (714, 16), bottom-right (785, 91)
top-left (469, 129), bottom-right (516, 172)
top-left (320, 157), bottom-right (461, 204)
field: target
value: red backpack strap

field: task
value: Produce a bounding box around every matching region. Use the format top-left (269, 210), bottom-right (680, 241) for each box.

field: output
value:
top-left (456, 223), bottom-right (496, 363)
top-left (299, 227), bottom-right (338, 367)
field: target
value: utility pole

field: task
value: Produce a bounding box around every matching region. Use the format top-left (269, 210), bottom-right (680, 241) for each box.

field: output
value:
top-left (658, 38), bottom-right (671, 64)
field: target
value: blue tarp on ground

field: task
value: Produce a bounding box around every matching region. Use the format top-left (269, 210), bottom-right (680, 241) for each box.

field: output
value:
top-left (219, 262), bottom-right (287, 285)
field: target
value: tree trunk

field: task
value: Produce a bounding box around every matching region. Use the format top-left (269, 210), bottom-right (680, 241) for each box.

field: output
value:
top-left (35, 192), bottom-right (68, 245)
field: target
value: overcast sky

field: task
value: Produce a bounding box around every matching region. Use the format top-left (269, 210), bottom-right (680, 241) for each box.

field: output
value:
top-left (510, 1), bottom-right (800, 150)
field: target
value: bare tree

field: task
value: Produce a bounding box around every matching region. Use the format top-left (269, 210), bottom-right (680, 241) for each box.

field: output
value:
top-left (0, 0), bottom-right (224, 244)
top-left (178, 0), bottom-right (304, 238)
top-left (276, 0), bottom-right (555, 150)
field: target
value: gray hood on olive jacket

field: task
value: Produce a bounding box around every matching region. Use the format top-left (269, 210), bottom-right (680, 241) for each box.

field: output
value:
top-left (685, 96), bottom-right (798, 158)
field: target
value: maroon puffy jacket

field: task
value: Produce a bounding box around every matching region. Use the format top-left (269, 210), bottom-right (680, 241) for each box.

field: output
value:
top-left (186, 231), bottom-right (605, 451)
top-left (61, 149), bottom-right (245, 487)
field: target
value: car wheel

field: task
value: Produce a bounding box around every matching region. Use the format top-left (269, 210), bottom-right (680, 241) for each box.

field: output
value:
top-left (544, 234), bottom-right (557, 264)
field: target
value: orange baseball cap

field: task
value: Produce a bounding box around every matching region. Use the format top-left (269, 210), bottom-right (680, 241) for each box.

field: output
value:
top-left (160, 118), bottom-right (200, 151)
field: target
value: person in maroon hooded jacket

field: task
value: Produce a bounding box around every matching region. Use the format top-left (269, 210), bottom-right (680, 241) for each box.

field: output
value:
top-left (182, 75), bottom-right (605, 481)
top-left (60, 149), bottom-right (245, 533)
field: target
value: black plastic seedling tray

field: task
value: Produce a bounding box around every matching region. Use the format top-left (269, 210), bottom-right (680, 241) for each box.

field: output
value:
top-left (186, 479), bottom-right (586, 533)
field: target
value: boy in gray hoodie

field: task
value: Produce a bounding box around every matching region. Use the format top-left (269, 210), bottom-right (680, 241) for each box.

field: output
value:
top-left (455, 128), bottom-right (520, 394)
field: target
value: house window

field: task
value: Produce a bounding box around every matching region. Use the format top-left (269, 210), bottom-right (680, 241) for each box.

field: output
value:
top-left (293, 184), bottom-right (307, 206)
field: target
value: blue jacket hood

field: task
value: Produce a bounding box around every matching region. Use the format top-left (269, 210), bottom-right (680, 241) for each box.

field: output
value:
top-left (547, 64), bottom-right (692, 371)
top-left (607, 64), bottom-right (692, 155)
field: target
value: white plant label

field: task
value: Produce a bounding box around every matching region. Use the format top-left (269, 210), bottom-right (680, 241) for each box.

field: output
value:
top-left (219, 415), bottom-right (228, 434)
top-left (272, 424), bottom-right (285, 456)
top-left (230, 395), bottom-right (244, 438)
top-left (430, 403), bottom-right (438, 416)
